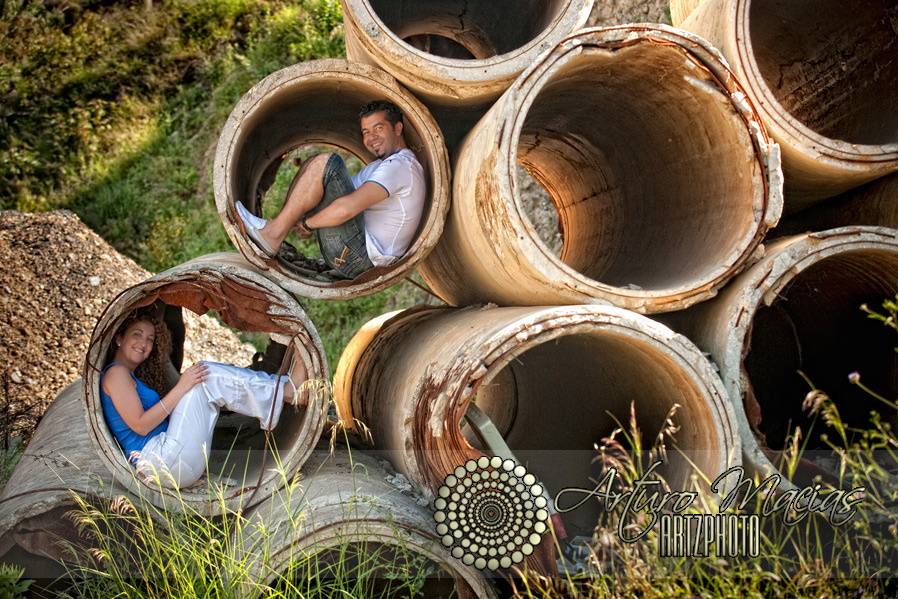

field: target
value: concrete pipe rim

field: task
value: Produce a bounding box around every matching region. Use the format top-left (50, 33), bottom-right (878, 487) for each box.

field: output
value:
top-left (341, 0), bottom-right (593, 78)
top-left (258, 524), bottom-right (492, 597)
top-left (214, 59), bottom-right (450, 300)
top-left (82, 256), bottom-right (329, 512)
top-left (733, 0), bottom-right (898, 164)
top-left (500, 25), bottom-right (779, 311)
top-left (723, 226), bottom-right (898, 487)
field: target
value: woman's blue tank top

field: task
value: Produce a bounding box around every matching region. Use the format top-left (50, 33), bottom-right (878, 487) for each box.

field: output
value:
top-left (99, 363), bottom-right (168, 461)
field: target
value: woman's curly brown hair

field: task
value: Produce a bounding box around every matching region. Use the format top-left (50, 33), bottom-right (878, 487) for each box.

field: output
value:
top-left (105, 308), bottom-right (174, 395)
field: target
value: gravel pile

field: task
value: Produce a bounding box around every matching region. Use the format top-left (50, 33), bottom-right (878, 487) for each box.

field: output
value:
top-left (0, 210), bottom-right (255, 442)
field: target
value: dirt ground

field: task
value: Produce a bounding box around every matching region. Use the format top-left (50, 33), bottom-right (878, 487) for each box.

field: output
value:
top-left (0, 210), bottom-right (255, 443)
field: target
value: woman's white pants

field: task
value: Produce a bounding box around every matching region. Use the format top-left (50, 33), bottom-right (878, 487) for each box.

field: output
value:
top-left (134, 361), bottom-right (287, 488)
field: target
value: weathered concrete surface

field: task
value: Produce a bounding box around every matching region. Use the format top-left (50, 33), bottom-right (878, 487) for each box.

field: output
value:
top-left (335, 304), bottom-right (739, 545)
top-left (421, 25), bottom-right (782, 313)
top-left (239, 449), bottom-right (497, 598)
top-left (679, 0), bottom-right (898, 209)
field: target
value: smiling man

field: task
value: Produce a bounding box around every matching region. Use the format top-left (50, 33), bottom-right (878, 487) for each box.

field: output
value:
top-left (236, 100), bottom-right (426, 278)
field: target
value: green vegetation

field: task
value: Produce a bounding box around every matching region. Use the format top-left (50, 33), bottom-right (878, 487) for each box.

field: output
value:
top-left (57, 446), bottom-right (443, 598)
top-left (0, 0), bottom-right (432, 372)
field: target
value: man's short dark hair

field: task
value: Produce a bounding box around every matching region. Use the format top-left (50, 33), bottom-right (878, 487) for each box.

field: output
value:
top-left (358, 100), bottom-right (404, 126)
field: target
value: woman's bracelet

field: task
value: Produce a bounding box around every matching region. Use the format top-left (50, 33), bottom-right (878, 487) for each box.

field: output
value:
top-left (160, 399), bottom-right (171, 415)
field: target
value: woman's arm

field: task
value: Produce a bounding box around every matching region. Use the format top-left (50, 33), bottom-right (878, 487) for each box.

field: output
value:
top-left (104, 363), bottom-right (208, 436)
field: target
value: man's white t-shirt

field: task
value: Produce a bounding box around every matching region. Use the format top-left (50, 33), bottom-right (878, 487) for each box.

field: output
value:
top-left (351, 148), bottom-right (426, 267)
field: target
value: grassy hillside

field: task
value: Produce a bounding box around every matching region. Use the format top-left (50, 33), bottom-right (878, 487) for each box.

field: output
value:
top-left (0, 0), bottom-right (429, 369)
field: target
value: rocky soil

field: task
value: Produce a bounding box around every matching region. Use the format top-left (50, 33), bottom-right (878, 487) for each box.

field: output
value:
top-left (0, 210), bottom-right (255, 443)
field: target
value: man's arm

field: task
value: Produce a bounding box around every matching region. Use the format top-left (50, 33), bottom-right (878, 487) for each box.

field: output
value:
top-left (304, 181), bottom-right (388, 229)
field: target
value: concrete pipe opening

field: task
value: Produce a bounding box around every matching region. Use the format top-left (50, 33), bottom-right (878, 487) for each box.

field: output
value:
top-left (84, 254), bottom-right (328, 514)
top-left (681, 0), bottom-right (898, 205)
top-left (744, 247), bottom-right (898, 451)
top-left (335, 306), bottom-right (740, 541)
top-left (341, 0), bottom-right (593, 108)
top-left (662, 227), bottom-right (898, 486)
top-left (240, 451), bottom-right (495, 598)
top-left (214, 59), bottom-right (449, 300)
top-left (421, 26), bottom-right (781, 313)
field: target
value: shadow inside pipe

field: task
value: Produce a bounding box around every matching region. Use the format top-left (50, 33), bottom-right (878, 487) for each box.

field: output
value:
top-left (744, 250), bottom-right (898, 453)
top-left (516, 43), bottom-right (759, 290)
top-left (461, 332), bottom-right (722, 539)
top-left (749, 0), bottom-right (898, 145)
top-left (370, 0), bottom-right (567, 60)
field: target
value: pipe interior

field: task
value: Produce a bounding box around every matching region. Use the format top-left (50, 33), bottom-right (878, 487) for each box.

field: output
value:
top-left (744, 250), bottom-right (898, 451)
top-left (281, 542), bottom-right (463, 597)
top-left (749, 0), bottom-right (898, 145)
top-left (231, 79), bottom-right (434, 273)
top-left (464, 331), bottom-right (720, 538)
top-left (517, 45), bottom-right (758, 290)
top-left (99, 290), bottom-right (314, 491)
top-left (369, 0), bottom-right (567, 59)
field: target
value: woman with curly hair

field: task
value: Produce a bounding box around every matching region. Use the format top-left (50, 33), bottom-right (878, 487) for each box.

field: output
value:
top-left (100, 309), bottom-right (305, 488)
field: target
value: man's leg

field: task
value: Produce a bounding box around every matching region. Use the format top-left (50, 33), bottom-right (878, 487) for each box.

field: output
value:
top-left (256, 153), bottom-right (332, 252)
top-left (311, 154), bottom-right (375, 278)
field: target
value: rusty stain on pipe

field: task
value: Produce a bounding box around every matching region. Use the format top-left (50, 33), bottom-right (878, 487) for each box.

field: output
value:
top-left (662, 227), bottom-right (898, 487)
top-left (420, 25), bottom-right (782, 313)
top-left (340, 0), bottom-right (594, 110)
top-left (83, 253), bottom-right (329, 515)
top-left (214, 59), bottom-right (450, 300)
top-left (239, 450), bottom-right (496, 598)
top-left (680, 0), bottom-right (898, 209)
top-left (334, 304), bottom-right (740, 548)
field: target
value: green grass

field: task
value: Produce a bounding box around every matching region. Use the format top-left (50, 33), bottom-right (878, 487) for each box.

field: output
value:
top-left (0, 0), bottom-right (432, 374)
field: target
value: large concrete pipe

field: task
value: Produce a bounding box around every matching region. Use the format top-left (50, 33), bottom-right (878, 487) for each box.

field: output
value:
top-left (214, 59), bottom-right (450, 299)
top-left (83, 253), bottom-right (329, 515)
top-left (679, 0), bottom-right (898, 209)
top-left (239, 450), bottom-right (496, 598)
top-left (340, 0), bottom-right (593, 110)
top-left (662, 227), bottom-right (898, 486)
top-left (0, 381), bottom-right (126, 579)
top-left (334, 305), bottom-right (740, 544)
top-left (775, 173), bottom-right (898, 237)
top-left (419, 25), bottom-right (782, 313)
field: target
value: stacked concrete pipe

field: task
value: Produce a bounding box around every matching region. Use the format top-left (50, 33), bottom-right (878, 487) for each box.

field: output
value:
top-left (238, 450), bottom-right (496, 598)
top-left (662, 227), bottom-right (898, 487)
top-left (0, 381), bottom-right (125, 579)
top-left (420, 25), bottom-right (782, 313)
top-left (215, 59), bottom-right (450, 300)
top-left (340, 0), bottom-right (594, 150)
top-left (334, 305), bottom-right (740, 545)
top-left (677, 0), bottom-right (898, 209)
top-left (83, 253), bottom-right (329, 516)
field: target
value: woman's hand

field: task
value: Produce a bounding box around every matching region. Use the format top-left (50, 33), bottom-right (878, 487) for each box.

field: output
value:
top-left (175, 362), bottom-right (208, 394)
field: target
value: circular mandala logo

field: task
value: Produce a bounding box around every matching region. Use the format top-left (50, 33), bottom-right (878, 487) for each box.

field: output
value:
top-left (433, 456), bottom-right (550, 570)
